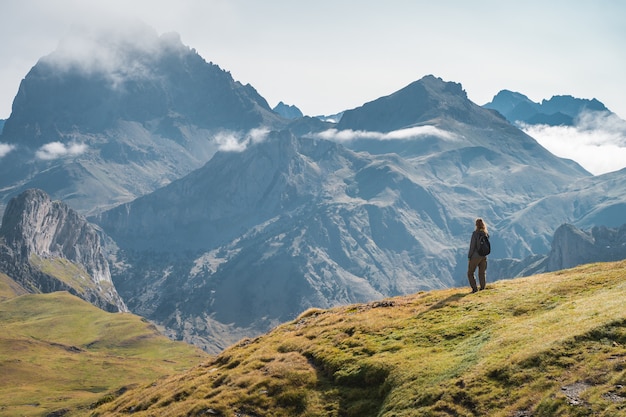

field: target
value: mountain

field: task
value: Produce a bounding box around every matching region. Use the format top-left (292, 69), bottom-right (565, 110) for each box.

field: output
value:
top-left (273, 101), bottom-right (304, 119)
top-left (0, 289), bottom-right (207, 416)
top-left (493, 222), bottom-right (626, 279)
top-left (0, 24), bottom-right (288, 216)
top-left (547, 223), bottom-right (626, 270)
top-left (484, 90), bottom-right (610, 126)
top-left (0, 188), bottom-right (126, 312)
top-left (91, 260), bottom-right (626, 416)
top-left (2, 25), bottom-right (624, 356)
top-left (90, 76), bottom-right (604, 352)
top-left (322, 75), bottom-right (591, 258)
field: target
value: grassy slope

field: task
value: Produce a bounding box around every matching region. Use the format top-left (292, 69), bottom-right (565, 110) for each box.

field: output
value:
top-left (93, 260), bottom-right (626, 417)
top-left (0, 290), bottom-right (209, 417)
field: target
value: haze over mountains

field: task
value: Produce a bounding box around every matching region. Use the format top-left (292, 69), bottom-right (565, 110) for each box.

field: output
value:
top-left (0, 25), bottom-right (625, 352)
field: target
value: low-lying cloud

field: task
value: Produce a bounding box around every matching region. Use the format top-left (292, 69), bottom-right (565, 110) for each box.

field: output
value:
top-left (313, 125), bottom-right (457, 142)
top-left (215, 127), bottom-right (270, 152)
top-left (0, 143), bottom-right (15, 158)
top-left (521, 110), bottom-right (626, 175)
top-left (36, 142), bottom-right (88, 160)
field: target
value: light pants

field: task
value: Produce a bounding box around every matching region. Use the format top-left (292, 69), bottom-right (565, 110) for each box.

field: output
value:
top-left (467, 256), bottom-right (487, 291)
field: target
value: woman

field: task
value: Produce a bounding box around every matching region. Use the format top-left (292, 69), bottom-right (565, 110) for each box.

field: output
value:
top-left (467, 218), bottom-right (488, 293)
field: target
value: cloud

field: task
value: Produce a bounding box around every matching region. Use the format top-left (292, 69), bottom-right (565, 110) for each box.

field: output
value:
top-left (520, 110), bottom-right (626, 175)
top-left (312, 125), bottom-right (457, 142)
top-left (36, 142), bottom-right (88, 160)
top-left (215, 127), bottom-right (270, 152)
top-left (40, 20), bottom-right (184, 90)
top-left (248, 127), bottom-right (270, 144)
top-left (0, 143), bottom-right (15, 158)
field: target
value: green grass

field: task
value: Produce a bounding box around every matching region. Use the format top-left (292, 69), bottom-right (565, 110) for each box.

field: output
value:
top-left (0, 291), bottom-right (209, 417)
top-left (29, 254), bottom-right (103, 295)
top-left (92, 260), bottom-right (626, 417)
top-left (0, 272), bottom-right (28, 301)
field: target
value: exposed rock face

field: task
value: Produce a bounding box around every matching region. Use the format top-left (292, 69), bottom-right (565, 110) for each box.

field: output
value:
top-left (490, 223), bottom-right (626, 279)
top-left (547, 223), bottom-right (626, 271)
top-left (0, 189), bottom-right (126, 312)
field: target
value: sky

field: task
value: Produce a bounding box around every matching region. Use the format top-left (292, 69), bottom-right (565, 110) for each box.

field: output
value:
top-left (1, 0), bottom-right (625, 174)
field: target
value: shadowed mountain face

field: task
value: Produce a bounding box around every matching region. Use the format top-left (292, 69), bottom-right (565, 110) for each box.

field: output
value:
top-left (0, 25), bottom-right (287, 215)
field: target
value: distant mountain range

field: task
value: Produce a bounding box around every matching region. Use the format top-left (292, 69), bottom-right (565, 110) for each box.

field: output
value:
top-left (0, 24), bottom-right (624, 352)
top-left (483, 90), bottom-right (609, 126)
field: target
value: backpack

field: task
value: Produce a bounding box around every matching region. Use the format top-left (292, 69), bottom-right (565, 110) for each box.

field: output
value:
top-left (477, 231), bottom-right (491, 256)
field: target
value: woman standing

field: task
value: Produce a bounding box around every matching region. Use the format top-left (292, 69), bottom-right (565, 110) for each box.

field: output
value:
top-left (467, 218), bottom-right (489, 293)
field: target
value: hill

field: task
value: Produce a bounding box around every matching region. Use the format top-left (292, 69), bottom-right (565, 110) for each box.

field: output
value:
top-left (92, 260), bottom-right (626, 417)
top-left (0, 290), bottom-right (209, 416)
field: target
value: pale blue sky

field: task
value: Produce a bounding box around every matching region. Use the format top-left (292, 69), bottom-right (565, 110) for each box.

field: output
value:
top-left (1, 0), bottom-right (625, 120)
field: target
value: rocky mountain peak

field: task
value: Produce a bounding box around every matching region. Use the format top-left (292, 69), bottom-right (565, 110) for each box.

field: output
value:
top-left (0, 23), bottom-right (289, 215)
top-left (336, 75), bottom-right (482, 132)
top-left (1, 24), bottom-right (284, 148)
top-left (273, 101), bottom-right (304, 119)
top-left (0, 189), bottom-right (126, 312)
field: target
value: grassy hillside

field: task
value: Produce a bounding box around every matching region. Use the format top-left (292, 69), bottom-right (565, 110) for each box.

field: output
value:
top-left (92, 260), bottom-right (626, 417)
top-left (0, 290), bottom-right (209, 417)
top-left (0, 272), bottom-right (28, 301)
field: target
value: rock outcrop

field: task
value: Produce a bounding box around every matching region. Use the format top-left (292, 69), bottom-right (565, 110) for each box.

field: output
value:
top-left (547, 223), bottom-right (626, 271)
top-left (0, 189), bottom-right (127, 312)
top-left (491, 223), bottom-right (626, 279)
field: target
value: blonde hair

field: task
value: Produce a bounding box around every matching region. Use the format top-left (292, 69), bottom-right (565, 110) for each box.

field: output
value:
top-left (475, 218), bottom-right (488, 234)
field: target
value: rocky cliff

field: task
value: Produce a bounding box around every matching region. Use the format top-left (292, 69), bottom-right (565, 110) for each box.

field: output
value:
top-left (491, 223), bottom-right (626, 279)
top-left (0, 189), bottom-right (126, 312)
top-left (547, 223), bottom-right (626, 271)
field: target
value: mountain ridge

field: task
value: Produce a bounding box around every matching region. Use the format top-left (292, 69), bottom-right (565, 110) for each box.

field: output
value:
top-left (90, 259), bottom-right (626, 416)
top-left (484, 90), bottom-right (610, 126)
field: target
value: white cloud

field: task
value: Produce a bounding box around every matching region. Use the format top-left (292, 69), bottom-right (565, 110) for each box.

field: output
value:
top-left (214, 131), bottom-right (247, 152)
top-left (215, 128), bottom-right (270, 152)
top-left (36, 142), bottom-right (88, 160)
top-left (312, 125), bottom-right (457, 142)
top-left (0, 143), bottom-right (15, 158)
top-left (521, 111), bottom-right (626, 175)
top-left (40, 20), bottom-right (184, 90)
top-left (248, 127), bottom-right (270, 144)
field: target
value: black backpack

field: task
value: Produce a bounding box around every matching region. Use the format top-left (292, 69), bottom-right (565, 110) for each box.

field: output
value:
top-left (477, 231), bottom-right (491, 256)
